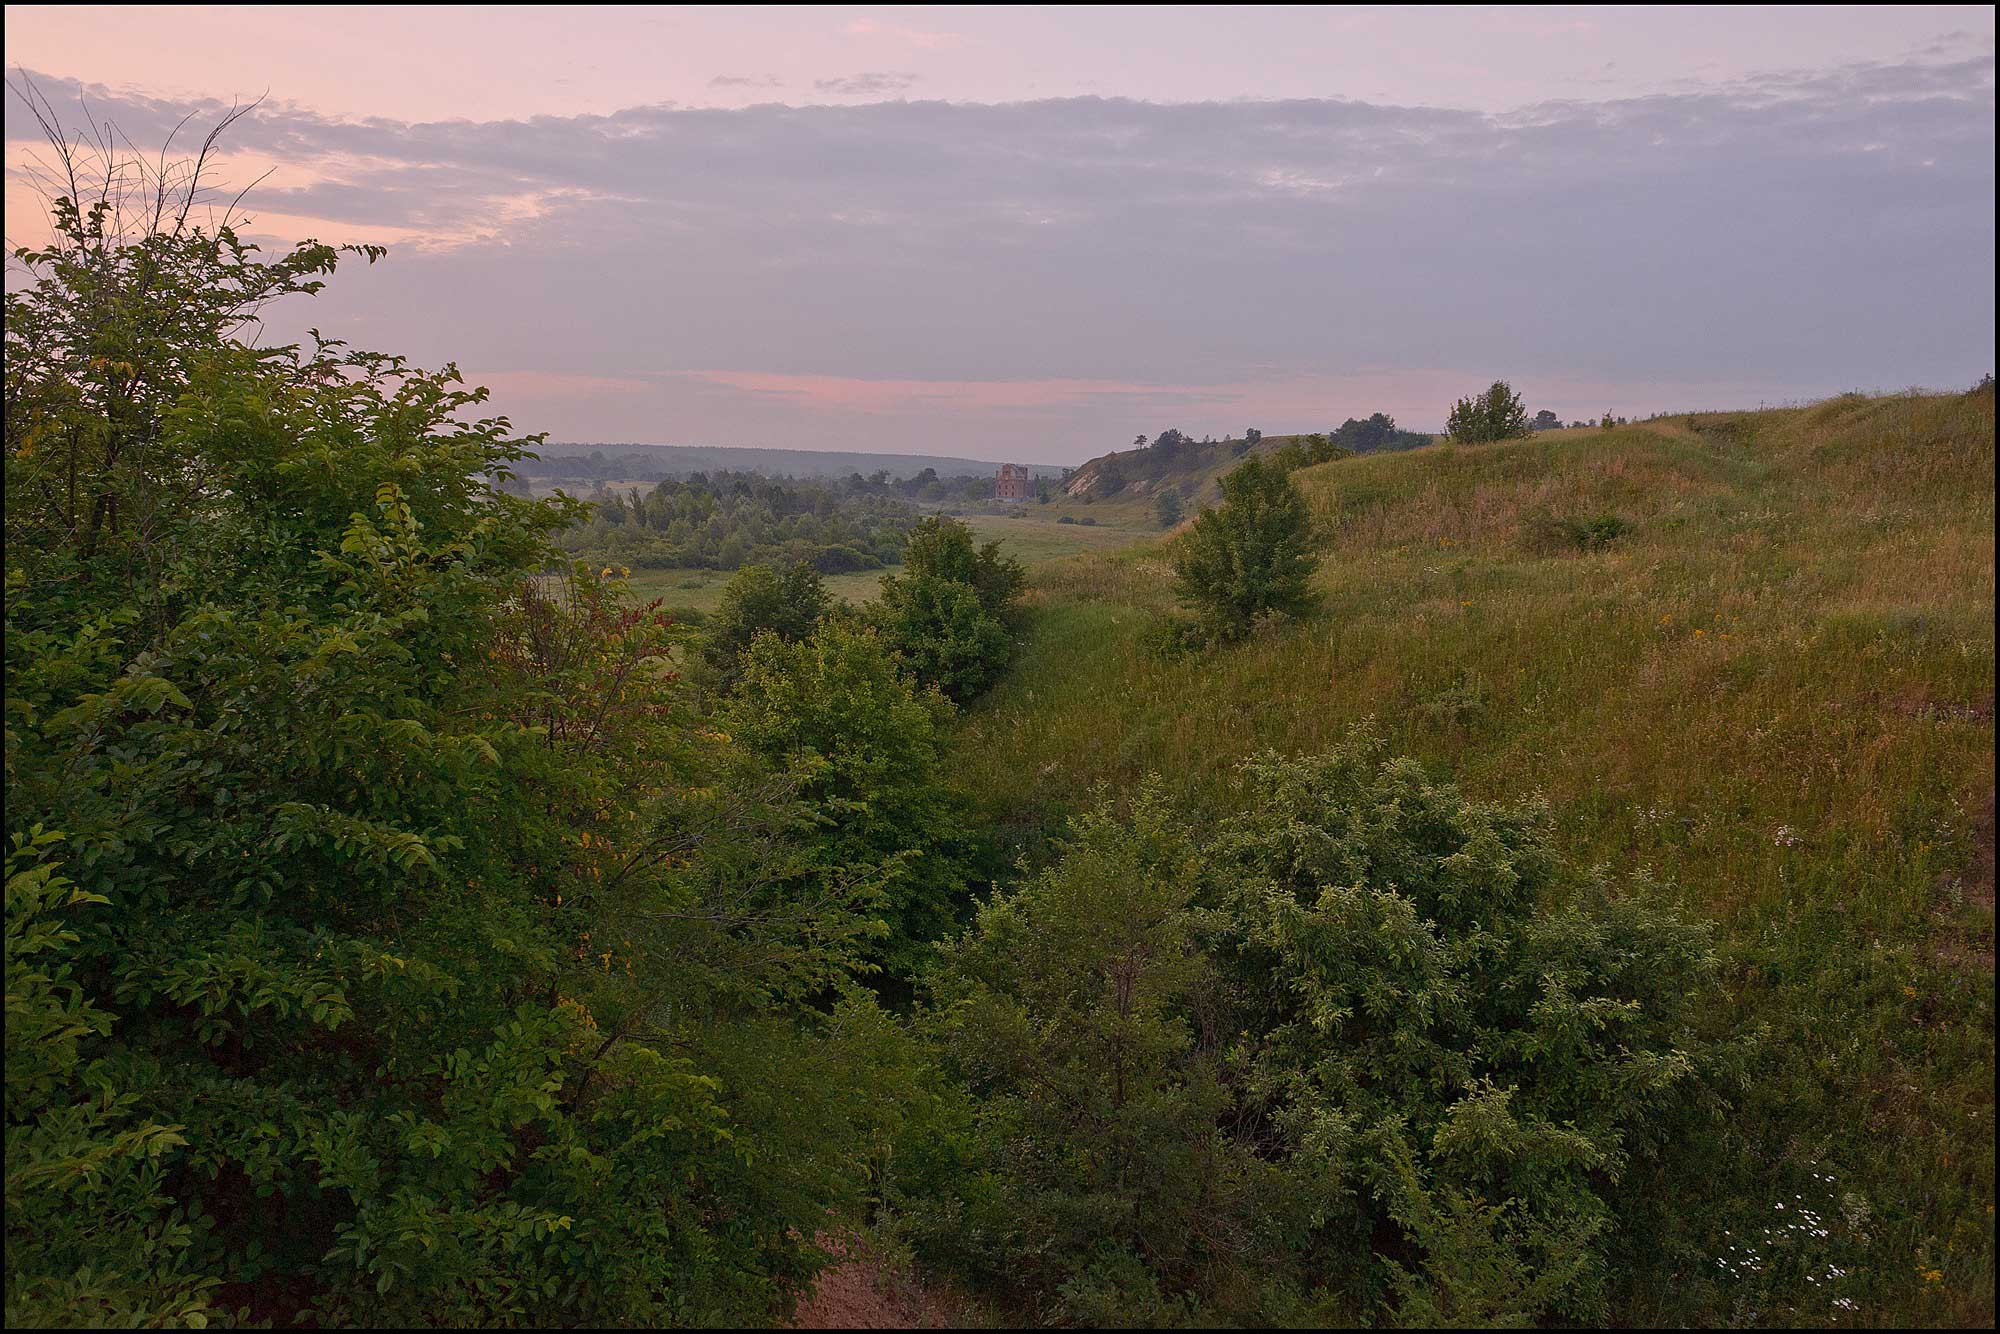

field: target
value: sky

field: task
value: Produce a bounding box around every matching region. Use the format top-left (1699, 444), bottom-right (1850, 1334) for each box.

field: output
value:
top-left (5, 5), bottom-right (1994, 463)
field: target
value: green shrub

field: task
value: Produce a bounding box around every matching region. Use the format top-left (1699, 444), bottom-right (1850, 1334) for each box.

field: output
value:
top-left (871, 517), bottom-right (1024, 702)
top-left (699, 561), bottom-right (833, 690)
top-left (909, 732), bottom-right (1729, 1325)
top-left (1169, 455), bottom-right (1319, 643)
top-left (1529, 512), bottom-right (1632, 553)
top-left (1445, 382), bottom-right (1531, 443)
top-left (727, 622), bottom-right (973, 990)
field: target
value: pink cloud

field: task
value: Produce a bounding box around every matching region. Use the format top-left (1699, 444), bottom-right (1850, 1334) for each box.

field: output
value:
top-left (681, 369), bottom-right (1208, 414)
top-left (674, 367), bottom-right (1787, 433)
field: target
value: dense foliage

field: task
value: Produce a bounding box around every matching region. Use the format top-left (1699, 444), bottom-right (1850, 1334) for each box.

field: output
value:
top-left (727, 621), bottom-right (976, 993)
top-left (1169, 455), bottom-right (1320, 642)
top-left (1445, 381), bottom-right (1532, 444)
top-left (558, 471), bottom-right (920, 574)
top-left (868, 517), bottom-right (1026, 702)
top-left (902, 734), bottom-right (1729, 1325)
top-left (697, 561), bottom-right (833, 691)
top-left (4, 168), bottom-right (918, 1327)
top-left (1331, 412), bottom-right (1432, 452)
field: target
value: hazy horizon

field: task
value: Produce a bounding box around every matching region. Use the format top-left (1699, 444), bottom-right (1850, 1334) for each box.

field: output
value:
top-left (6, 5), bottom-right (1994, 464)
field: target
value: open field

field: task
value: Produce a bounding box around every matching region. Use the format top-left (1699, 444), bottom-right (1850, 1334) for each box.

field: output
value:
top-left (622, 565), bottom-right (888, 615)
top-left (619, 511), bottom-right (1156, 615)
top-left (955, 510), bottom-right (1156, 560)
top-left (944, 391), bottom-right (1997, 1326)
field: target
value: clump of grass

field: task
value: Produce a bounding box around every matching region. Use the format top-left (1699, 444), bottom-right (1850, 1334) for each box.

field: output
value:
top-left (1417, 671), bottom-right (1488, 726)
top-left (1528, 510), bottom-right (1632, 552)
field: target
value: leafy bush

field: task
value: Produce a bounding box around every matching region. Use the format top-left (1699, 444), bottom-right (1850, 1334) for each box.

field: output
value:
top-left (870, 518), bottom-right (1025, 702)
top-left (698, 561), bottom-right (833, 690)
top-left (1445, 382), bottom-right (1531, 443)
top-left (727, 622), bottom-right (974, 991)
top-left (1169, 455), bottom-right (1319, 643)
top-left (810, 544), bottom-right (883, 574)
top-left (1528, 512), bottom-right (1632, 553)
top-left (871, 575), bottom-right (1014, 703)
top-left (908, 732), bottom-right (1729, 1325)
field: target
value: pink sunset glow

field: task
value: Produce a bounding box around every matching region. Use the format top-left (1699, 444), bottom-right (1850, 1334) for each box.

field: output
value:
top-left (6, 6), bottom-right (1993, 460)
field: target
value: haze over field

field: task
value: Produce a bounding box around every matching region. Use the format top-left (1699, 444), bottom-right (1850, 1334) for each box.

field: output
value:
top-left (5, 5), bottom-right (1993, 461)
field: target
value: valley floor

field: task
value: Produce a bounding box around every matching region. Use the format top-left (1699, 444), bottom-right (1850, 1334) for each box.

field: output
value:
top-left (624, 511), bottom-right (1158, 614)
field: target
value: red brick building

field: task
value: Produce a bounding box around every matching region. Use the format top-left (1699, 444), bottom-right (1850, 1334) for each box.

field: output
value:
top-left (994, 462), bottom-right (1032, 502)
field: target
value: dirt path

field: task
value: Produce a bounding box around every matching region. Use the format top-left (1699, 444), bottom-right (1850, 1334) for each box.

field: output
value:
top-left (790, 1235), bottom-right (960, 1329)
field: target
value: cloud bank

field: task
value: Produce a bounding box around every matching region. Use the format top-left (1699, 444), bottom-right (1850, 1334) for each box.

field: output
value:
top-left (5, 47), bottom-right (1992, 459)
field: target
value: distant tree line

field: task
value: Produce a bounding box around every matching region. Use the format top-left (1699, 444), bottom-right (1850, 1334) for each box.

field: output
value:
top-left (513, 449), bottom-right (1033, 495)
top-left (557, 470), bottom-right (924, 573)
top-left (1329, 412), bottom-right (1432, 451)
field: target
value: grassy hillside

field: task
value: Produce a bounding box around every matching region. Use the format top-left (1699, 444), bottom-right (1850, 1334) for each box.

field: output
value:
top-left (1042, 432), bottom-right (1293, 525)
top-left (945, 390), bottom-right (1996, 1325)
top-left (1045, 427), bottom-right (1434, 526)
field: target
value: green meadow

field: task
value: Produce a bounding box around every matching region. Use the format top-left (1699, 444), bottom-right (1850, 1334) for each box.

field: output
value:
top-left (622, 511), bottom-right (1155, 615)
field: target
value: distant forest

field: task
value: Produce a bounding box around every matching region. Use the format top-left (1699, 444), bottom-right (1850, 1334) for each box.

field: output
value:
top-left (557, 469), bottom-right (937, 572)
top-left (518, 442), bottom-right (1066, 486)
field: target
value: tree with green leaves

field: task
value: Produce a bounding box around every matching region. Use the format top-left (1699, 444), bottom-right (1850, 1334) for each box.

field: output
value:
top-left (1152, 487), bottom-right (1184, 528)
top-left (907, 732), bottom-right (1729, 1326)
top-left (4, 113), bottom-right (909, 1328)
top-left (727, 621), bottom-right (973, 992)
top-left (872, 574), bottom-right (1014, 703)
top-left (871, 516), bottom-right (1023, 701)
top-left (897, 515), bottom-right (1025, 618)
top-left (1169, 454), bottom-right (1319, 642)
top-left (1331, 412), bottom-right (1410, 452)
top-left (913, 781), bottom-right (1257, 1326)
top-left (699, 560), bottom-right (832, 690)
top-left (1444, 381), bottom-right (1531, 443)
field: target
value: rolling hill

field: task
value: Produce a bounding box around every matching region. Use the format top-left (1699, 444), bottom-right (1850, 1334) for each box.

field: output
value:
top-left (943, 389), bottom-right (1996, 1326)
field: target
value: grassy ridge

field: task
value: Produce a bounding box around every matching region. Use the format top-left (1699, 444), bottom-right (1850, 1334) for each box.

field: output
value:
top-left (945, 391), bottom-right (1995, 1325)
